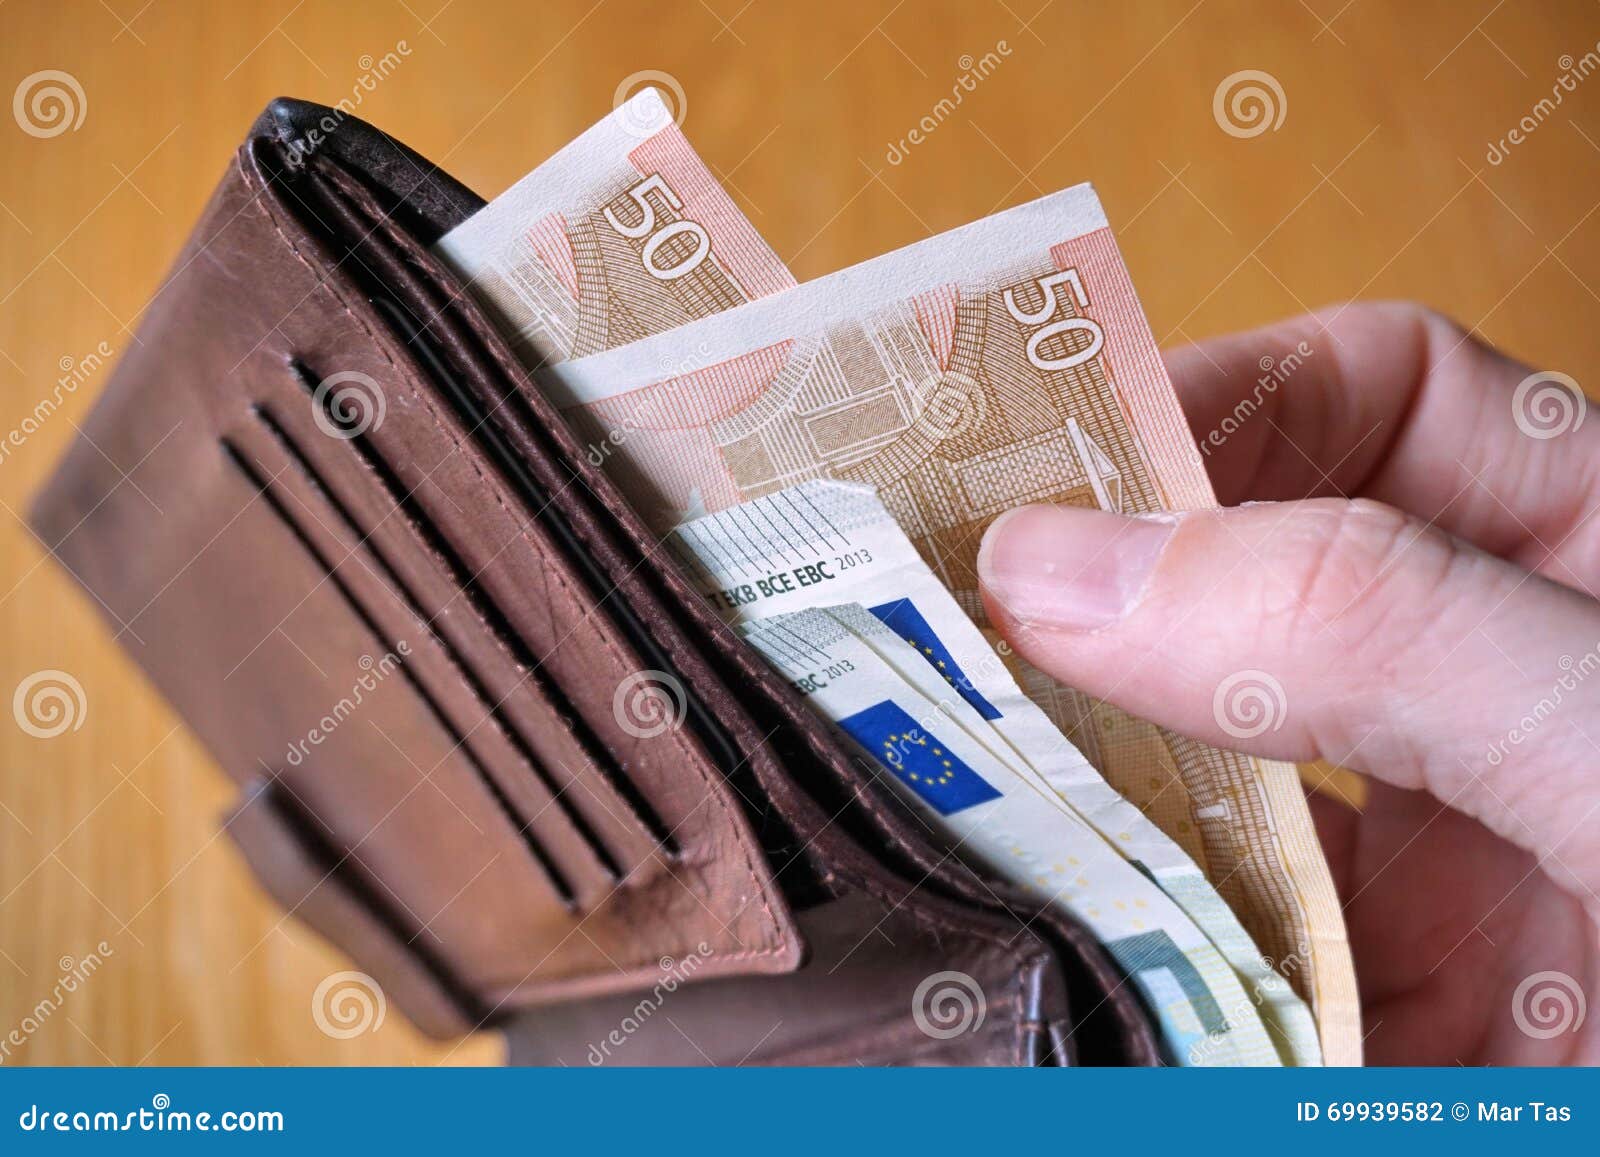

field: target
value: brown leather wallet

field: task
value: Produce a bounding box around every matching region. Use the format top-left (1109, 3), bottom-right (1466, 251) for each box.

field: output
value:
top-left (31, 99), bottom-right (1161, 1066)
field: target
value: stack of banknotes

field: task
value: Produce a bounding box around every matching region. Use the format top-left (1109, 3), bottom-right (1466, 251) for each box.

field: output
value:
top-left (432, 89), bottom-right (1360, 1066)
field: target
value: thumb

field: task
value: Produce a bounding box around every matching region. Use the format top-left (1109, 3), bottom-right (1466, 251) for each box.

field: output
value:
top-left (978, 499), bottom-right (1600, 893)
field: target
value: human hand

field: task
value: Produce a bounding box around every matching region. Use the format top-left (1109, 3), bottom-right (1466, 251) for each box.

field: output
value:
top-left (978, 302), bottom-right (1600, 1066)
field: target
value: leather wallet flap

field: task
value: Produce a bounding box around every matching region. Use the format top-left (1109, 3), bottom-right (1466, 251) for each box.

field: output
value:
top-left (29, 132), bottom-right (805, 1026)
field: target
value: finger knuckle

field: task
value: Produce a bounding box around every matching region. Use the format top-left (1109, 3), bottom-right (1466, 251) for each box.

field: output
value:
top-left (1400, 301), bottom-right (1468, 344)
top-left (1269, 498), bottom-right (1460, 662)
top-left (1319, 299), bottom-right (1467, 346)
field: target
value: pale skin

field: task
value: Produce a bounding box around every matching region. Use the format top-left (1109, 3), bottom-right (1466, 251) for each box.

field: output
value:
top-left (979, 301), bottom-right (1600, 1065)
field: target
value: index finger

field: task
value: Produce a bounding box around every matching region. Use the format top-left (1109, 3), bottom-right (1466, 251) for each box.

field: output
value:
top-left (1164, 300), bottom-right (1600, 593)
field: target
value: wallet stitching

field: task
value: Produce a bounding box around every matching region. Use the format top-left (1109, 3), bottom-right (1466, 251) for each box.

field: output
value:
top-left (240, 152), bottom-right (792, 976)
top-left (243, 403), bottom-right (620, 888)
top-left (754, 991), bottom-right (1027, 1066)
top-left (217, 438), bottom-right (581, 906)
top-left (254, 388), bottom-right (633, 882)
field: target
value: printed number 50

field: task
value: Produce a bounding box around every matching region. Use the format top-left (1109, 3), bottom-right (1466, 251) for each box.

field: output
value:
top-left (603, 175), bottom-right (712, 282)
top-left (1002, 269), bottom-right (1104, 371)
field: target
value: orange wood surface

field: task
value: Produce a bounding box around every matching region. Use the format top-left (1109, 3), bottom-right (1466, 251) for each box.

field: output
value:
top-left (1, 0), bottom-right (1595, 1064)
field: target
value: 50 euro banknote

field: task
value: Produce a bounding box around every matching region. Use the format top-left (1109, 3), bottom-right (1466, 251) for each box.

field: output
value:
top-left (539, 183), bottom-right (1360, 1063)
top-left (433, 88), bottom-right (794, 365)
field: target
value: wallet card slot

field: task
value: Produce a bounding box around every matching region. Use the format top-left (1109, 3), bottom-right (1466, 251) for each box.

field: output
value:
top-left (246, 400), bottom-right (627, 883)
top-left (274, 153), bottom-right (780, 867)
top-left (371, 296), bottom-right (723, 854)
top-left (218, 437), bottom-right (580, 908)
top-left (282, 354), bottom-right (679, 858)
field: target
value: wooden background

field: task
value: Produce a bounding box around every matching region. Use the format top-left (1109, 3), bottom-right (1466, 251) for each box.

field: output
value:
top-left (1, 0), bottom-right (1596, 1065)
